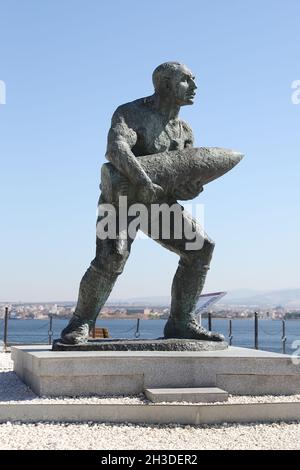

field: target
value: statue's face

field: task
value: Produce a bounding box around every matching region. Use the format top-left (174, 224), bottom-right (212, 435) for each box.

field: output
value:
top-left (169, 65), bottom-right (197, 106)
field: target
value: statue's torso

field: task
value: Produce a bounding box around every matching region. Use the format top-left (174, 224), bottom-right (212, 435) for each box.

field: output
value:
top-left (108, 97), bottom-right (194, 157)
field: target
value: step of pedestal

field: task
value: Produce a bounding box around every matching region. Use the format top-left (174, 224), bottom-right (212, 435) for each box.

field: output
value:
top-left (144, 387), bottom-right (228, 403)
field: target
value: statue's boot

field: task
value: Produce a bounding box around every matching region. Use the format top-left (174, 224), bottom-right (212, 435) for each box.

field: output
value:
top-left (60, 265), bottom-right (117, 344)
top-left (164, 258), bottom-right (224, 342)
top-left (164, 318), bottom-right (224, 341)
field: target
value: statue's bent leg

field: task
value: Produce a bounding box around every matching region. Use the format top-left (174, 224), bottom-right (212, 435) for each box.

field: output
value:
top-left (151, 206), bottom-right (224, 341)
top-left (169, 237), bottom-right (214, 320)
top-left (60, 232), bottom-right (135, 344)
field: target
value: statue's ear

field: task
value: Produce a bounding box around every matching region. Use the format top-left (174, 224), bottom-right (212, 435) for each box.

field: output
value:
top-left (160, 76), bottom-right (172, 94)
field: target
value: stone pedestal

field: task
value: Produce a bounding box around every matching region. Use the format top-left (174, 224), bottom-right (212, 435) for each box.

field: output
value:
top-left (11, 345), bottom-right (300, 397)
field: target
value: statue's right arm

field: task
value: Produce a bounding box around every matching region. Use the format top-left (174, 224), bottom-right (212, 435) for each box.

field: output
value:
top-left (105, 109), bottom-right (153, 188)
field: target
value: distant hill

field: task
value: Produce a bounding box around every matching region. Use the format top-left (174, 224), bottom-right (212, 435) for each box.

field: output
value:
top-left (107, 296), bottom-right (171, 307)
top-left (3, 288), bottom-right (300, 308)
top-left (219, 289), bottom-right (300, 308)
top-left (109, 289), bottom-right (300, 308)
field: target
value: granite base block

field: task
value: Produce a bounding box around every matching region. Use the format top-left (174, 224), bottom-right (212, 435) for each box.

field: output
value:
top-left (11, 345), bottom-right (300, 397)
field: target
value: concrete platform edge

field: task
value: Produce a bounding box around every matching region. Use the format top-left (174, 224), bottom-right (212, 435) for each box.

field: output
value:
top-left (1, 402), bottom-right (300, 425)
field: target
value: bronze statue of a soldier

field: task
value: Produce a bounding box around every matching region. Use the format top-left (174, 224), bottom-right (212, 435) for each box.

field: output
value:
top-left (60, 62), bottom-right (228, 344)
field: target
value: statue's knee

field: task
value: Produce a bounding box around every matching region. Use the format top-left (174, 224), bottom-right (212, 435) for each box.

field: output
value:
top-left (91, 250), bottom-right (130, 276)
top-left (112, 251), bottom-right (130, 274)
top-left (92, 237), bottom-right (132, 275)
top-left (184, 238), bottom-right (215, 267)
top-left (204, 239), bottom-right (215, 258)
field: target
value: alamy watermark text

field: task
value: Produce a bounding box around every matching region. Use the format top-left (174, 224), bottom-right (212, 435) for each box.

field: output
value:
top-left (291, 80), bottom-right (300, 105)
top-left (0, 80), bottom-right (6, 105)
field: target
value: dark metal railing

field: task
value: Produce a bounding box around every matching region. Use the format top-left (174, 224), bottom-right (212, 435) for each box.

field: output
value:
top-left (0, 308), bottom-right (293, 354)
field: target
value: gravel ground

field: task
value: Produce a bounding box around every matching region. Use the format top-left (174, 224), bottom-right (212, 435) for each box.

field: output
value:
top-left (0, 352), bottom-right (13, 370)
top-left (2, 351), bottom-right (300, 450)
top-left (0, 421), bottom-right (300, 450)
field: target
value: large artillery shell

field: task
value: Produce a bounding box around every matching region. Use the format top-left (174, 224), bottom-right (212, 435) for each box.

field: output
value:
top-left (101, 147), bottom-right (244, 202)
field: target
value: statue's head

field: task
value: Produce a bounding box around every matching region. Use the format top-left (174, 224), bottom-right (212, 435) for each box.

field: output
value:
top-left (152, 62), bottom-right (197, 106)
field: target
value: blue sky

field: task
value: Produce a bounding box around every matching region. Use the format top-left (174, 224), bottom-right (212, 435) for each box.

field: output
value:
top-left (0, 0), bottom-right (299, 301)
